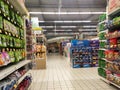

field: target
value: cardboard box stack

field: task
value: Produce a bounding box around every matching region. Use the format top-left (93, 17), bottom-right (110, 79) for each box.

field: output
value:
top-left (34, 44), bottom-right (46, 69)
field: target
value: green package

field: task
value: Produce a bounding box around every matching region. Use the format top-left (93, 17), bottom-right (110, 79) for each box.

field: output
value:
top-left (99, 14), bottom-right (106, 22)
top-left (6, 35), bottom-right (10, 47)
top-left (0, 1), bottom-right (5, 12)
top-left (99, 32), bottom-right (106, 40)
top-left (20, 29), bottom-right (24, 38)
top-left (8, 51), bottom-right (15, 62)
top-left (99, 23), bottom-right (105, 31)
top-left (0, 34), bottom-right (2, 46)
top-left (9, 9), bottom-right (15, 22)
top-left (98, 50), bottom-right (105, 58)
top-left (1, 35), bottom-right (7, 47)
top-left (9, 37), bottom-right (13, 47)
top-left (14, 50), bottom-right (19, 62)
top-left (100, 41), bottom-right (106, 48)
top-left (4, 3), bottom-right (9, 17)
top-left (21, 40), bottom-right (25, 48)
top-left (16, 27), bottom-right (20, 36)
top-left (0, 15), bottom-right (3, 29)
top-left (113, 16), bottom-right (120, 26)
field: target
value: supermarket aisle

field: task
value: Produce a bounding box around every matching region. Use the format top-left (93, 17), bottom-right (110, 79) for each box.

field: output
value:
top-left (28, 55), bottom-right (117, 90)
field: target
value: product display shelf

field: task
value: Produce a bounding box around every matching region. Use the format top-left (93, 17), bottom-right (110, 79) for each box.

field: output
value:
top-left (108, 7), bottom-right (120, 17)
top-left (17, 71), bottom-right (31, 85)
top-left (98, 29), bottom-right (108, 34)
top-left (99, 48), bottom-right (107, 51)
top-left (102, 58), bottom-right (120, 66)
top-left (8, 0), bottom-right (28, 16)
top-left (0, 60), bottom-right (31, 80)
top-left (98, 2), bottom-right (120, 88)
top-left (100, 76), bottom-right (120, 88)
top-left (98, 20), bottom-right (107, 25)
top-left (70, 40), bottom-right (99, 68)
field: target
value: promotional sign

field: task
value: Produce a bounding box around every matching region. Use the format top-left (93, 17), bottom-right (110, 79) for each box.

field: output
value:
top-left (31, 17), bottom-right (42, 30)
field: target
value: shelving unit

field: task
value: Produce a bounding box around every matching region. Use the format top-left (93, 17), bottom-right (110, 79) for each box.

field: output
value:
top-left (70, 40), bottom-right (99, 68)
top-left (17, 71), bottom-right (31, 85)
top-left (100, 76), bottom-right (120, 89)
top-left (26, 19), bottom-right (34, 60)
top-left (0, 0), bottom-right (32, 89)
top-left (98, 1), bottom-right (120, 88)
top-left (33, 33), bottom-right (47, 69)
top-left (0, 60), bottom-right (31, 80)
top-left (9, 0), bottom-right (28, 16)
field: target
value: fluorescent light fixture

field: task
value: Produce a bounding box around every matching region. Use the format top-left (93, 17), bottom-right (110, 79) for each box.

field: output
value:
top-left (54, 21), bottom-right (63, 23)
top-left (43, 30), bottom-right (47, 31)
top-left (39, 20), bottom-right (91, 23)
top-left (83, 26), bottom-right (97, 28)
top-left (29, 12), bottom-right (106, 15)
top-left (61, 26), bottom-right (76, 28)
top-left (53, 29), bottom-right (72, 31)
top-left (40, 26), bottom-right (54, 28)
top-left (79, 29), bottom-right (97, 31)
top-left (47, 33), bottom-right (79, 35)
top-left (39, 21), bottom-right (45, 23)
top-left (73, 21), bottom-right (91, 23)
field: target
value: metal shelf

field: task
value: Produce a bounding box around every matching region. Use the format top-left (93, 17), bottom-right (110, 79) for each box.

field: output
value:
top-left (102, 58), bottom-right (120, 65)
top-left (108, 7), bottom-right (120, 17)
top-left (0, 60), bottom-right (31, 80)
top-left (17, 71), bottom-right (31, 85)
top-left (99, 48), bottom-right (107, 51)
top-left (99, 40), bottom-right (107, 42)
top-left (8, 0), bottom-right (28, 16)
top-left (100, 76), bottom-right (120, 88)
top-left (98, 20), bottom-right (107, 25)
top-left (98, 29), bottom-right (108, 34)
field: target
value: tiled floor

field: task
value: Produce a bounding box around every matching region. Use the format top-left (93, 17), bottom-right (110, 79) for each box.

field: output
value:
top-left (28, 54), bottom-right (118, 90)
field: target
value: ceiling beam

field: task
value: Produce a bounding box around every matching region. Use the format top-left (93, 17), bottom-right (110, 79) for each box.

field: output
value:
top-left (25, 4), bottom-right (106, 8)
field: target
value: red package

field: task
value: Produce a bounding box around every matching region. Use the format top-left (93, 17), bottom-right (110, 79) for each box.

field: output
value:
top-left (105, 50), bottom-right (114, 60)
top-left (109, 38), bottom-right (117, 48)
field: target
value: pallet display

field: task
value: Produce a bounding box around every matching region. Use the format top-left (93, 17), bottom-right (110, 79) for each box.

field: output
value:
top-left (33, 34), bottom-right (47, 69)
top-left (0, 0), bottom-right (31, 89)
top-left (98, 1), bottom-right (120, 88)
top-left (70, 40), bottom-right (99, 68)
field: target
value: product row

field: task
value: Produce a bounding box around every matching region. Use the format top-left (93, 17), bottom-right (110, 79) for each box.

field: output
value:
top-left (0, 0), bottom-right (24, 28)
top-left (98, 68), bottom-right (120, 86)
top-left (98, 50), bottom-right (120, 60)
top-left (99, 15), bottom-right (120, 32)
top-left (0, 49), bottom-right (25, 66)
top-left (0, 17), bottom-right (24, 38)
top-left (0, 67), bottom-right (29, 90)
top-left (99, 38), bottom-right (120, 49)
top-left (71, 47), bottom-right (98, 68)
top-left (0, 34), bottom-right (25, 48)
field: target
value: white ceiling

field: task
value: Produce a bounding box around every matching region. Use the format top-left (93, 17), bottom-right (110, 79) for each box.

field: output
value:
top-left (25, 0), bottom-right (107, 39)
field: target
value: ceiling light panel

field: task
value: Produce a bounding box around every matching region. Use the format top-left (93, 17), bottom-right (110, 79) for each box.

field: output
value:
top-left (40, 26), bottom-right (54, 28)
top-left (79, 29), bottom-right (97, 31)
top-left (83, 26), bottom-right (97, 28)
top-left (29, 12), bottom-right (106, 15)
top-left (61, 26), bottom-right (76, 28)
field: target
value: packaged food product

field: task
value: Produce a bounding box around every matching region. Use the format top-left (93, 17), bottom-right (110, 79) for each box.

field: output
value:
top-left (109, 38), bottom-right (117, 49)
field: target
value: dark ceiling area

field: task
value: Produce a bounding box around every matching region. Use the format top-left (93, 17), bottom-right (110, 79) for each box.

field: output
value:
top-left (25, 0), bottom-right (107, 39)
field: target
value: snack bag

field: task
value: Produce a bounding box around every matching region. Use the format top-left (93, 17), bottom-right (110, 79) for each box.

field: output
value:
top-left (109, 38), bottom-right (117, 49)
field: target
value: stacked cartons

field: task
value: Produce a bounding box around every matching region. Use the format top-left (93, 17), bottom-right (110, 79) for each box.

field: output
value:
top-left (34, 45), bottom-right (46, 69)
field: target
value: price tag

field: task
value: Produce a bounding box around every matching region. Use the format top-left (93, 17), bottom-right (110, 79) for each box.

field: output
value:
top-left (5, 32), bottom-right (8, 35)
top-left (8, 17), bottom-right (10, 20)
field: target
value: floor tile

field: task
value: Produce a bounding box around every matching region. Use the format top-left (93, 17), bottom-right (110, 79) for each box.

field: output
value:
top-left (28, 55), bottom-right (118, 90)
